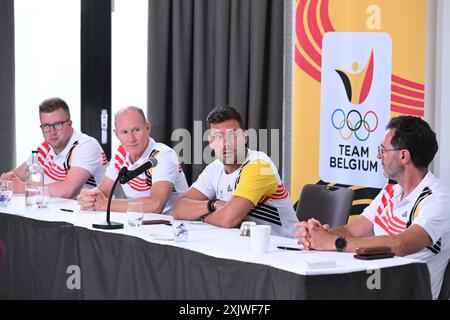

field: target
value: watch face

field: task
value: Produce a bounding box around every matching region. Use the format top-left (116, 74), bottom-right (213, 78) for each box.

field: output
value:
top-left (335, 236), bottom-right (346, 251)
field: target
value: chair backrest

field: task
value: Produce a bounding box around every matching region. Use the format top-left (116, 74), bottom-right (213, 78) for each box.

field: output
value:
top-left (438, 258), bottom-right (450, 300)
top-left (295, 184), bottom-right (354, 228)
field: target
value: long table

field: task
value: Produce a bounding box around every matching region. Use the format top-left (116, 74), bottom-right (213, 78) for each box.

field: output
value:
top-left (0, 196), bottom-right (432, 299)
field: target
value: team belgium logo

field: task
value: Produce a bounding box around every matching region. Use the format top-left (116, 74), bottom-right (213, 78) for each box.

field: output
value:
top-left (331, 49), bottom-right (379, 142)
top-left (319, 32), bottom-right (392, 188)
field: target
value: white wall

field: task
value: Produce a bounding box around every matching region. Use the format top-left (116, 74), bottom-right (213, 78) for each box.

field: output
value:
top-left (111, 0), bottom-right (148, 154)
top-left (426, 0), bottom-right (450, 187)
top-left (434, 0), bottom-right (450, 187)
top-left (14, 0), bottom-right (81, 164)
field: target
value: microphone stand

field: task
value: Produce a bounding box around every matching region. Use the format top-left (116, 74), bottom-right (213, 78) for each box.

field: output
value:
top-left (92, 167), bottom-right (128, 229)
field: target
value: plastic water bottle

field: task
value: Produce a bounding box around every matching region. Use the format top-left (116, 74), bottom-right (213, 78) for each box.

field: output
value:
top-left (173, 221), bottom-right (189, 242)
top-left (25, 150), bottom-right (44, 207)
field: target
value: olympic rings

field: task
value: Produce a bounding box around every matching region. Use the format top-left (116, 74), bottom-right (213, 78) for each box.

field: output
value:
top-left (347, 110), bottom-right (362, 131)
top-left (331, 109), bottom-right (345, 130)
top-left (354, 120), bottom-right (370, 141)
top-left (363, 110), bottom-right (378, 132)
top-left (338, 118), bottom-right (352, 140)
top-left (331, 109), bottom-right (378, 142)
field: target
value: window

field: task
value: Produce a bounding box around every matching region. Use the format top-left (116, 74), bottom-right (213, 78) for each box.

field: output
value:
top-left (15, 0), bottom-right (81, 163)
top-left (111, 0), bottom-right (148, 153)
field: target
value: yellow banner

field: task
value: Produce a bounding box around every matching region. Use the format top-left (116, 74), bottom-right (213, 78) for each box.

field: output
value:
top-left (291, 0), bottom-right (426, 213)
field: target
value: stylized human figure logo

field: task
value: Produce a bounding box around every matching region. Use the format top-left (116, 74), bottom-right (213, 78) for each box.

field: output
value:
top-left (331, 49), bottom-right (377, 141)
top-left (335, 50), bottom-right (374, 105)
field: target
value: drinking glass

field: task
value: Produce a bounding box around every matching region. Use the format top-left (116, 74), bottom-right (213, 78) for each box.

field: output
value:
top-left (127, 202), bottom-right (144, 227)
top-left (0, 180), bottom-right (13, 206)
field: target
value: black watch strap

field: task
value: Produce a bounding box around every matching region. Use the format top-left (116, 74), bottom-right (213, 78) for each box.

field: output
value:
top-left (207, 199), bottom-right (217, 213)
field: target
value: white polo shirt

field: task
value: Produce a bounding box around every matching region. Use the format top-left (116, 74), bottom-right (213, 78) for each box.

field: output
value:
top-left (105, 138), bottom-right (188, 215)
top-left (192, 149), bottom-right (298, 237)
top-left (362, 171), bottom-right (450, 299)
top-left (26, 130), bottom-right (107, 192)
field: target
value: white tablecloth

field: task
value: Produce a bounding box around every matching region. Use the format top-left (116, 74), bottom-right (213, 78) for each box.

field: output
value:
top-left (1, 195), bottom-right (423, 276)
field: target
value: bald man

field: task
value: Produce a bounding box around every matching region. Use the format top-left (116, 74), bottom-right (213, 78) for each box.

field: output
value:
top-left (77, 106), bottom-right (188, 214)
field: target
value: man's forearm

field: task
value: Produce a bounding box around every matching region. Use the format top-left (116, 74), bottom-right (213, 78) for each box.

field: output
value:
top-left (329, 225), bottom-right (354, 237)
top-left (343, 235), bottom-right (398, 253)
top-left (48, 181), bottom-right (80, 199)
top-left (13, 169), bottom-right (25, 181)
top-left (172, 198), bottom-right (209, 220)
top-left (107, 199), bottom-right (130, 212)
top-left (13, 162), bottom-right (27, 180)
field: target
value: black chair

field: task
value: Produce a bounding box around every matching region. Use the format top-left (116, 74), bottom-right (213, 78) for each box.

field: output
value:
top-left (295, 184), bottom-right (354, 228)
top-left (438, 259), bottom-right (450, 300)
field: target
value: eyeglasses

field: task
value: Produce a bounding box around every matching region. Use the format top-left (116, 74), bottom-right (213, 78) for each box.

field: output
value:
top-left (40, 119), bottom-right (70, 132)
top-left (210, 129), bottom-right (244, 141)
top-left (377, 145), bottom-right (402, 155)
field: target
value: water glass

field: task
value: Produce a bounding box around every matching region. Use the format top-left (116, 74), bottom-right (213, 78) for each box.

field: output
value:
top-left (127, 202), bottom-right (144, 227)
top-left (0, 180), bottom-right (13, 206)
top-left (240, 221), bottom-right (256, 236)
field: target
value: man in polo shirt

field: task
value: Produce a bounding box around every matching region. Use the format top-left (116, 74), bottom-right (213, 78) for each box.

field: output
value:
top-left (1, 97), bottom-right (107, 199)
top-left (77, 106), bottom-right (188, 214)
top-left (172, 105), bottom-right (298, 237)
top-left (296, 116), bottom-right (450, 299)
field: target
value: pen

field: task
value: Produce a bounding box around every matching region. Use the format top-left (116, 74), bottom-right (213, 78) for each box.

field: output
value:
top-left (277, 246), bottom-right (302, 251)
top-left (60, 208), bottom-right (74, 212)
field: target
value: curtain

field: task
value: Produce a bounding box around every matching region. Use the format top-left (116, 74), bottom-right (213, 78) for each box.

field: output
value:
top-left (148, 0), bottom-right (284, 183)
top-left (0, 0), bottom-right (15, 172)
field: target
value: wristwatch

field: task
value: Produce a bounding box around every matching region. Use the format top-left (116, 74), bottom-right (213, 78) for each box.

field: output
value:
top-left (335, 235), bottom-right (347, 252)
top-left (207, 199), bottom-right (217, 213)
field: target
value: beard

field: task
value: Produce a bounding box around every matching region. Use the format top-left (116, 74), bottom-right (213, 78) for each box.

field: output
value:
top-left (382, 160), bottom-right (404, 182)
top-left (218, 145), bottom-right (247, 165)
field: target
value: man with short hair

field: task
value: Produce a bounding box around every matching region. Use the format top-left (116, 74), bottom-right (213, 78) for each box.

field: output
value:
top-left (1, 97), bottom-right (108, 199)
top-left (77, 106), bottom-right (188, 214)
top-left (172, 105), bottom-right (298, 237)
top-left (296, 116), bottom-right (450, 299)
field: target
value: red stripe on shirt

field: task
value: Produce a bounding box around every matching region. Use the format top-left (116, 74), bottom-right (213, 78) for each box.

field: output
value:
top-left (115, 153), bottom-right (125, 166)
top-left (44, 166), bottom-right (65, 181)
top-left (117, 146), bottom-right (127, 157)
top-left (127, 177), bottom-right (149, 188)
top-left (270, 191), bottom-right (288, 199)
top-left (375, 216), bottom-right (392, 234)
top-left (127, 180), bottom-right (151, 192)
top-left (44, 164), bottom-right (66, 179)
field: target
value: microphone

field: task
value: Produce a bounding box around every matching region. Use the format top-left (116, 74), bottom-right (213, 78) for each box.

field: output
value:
top-left (92, 157), bottom-right (158, 230)
top-left (119, 157), bottom-right (158, 184)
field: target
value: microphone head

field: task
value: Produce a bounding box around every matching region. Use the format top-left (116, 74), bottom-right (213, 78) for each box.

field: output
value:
top-left (118, 157), bottom-right (158, 185)
top-left (148, 156), bottom-right (158, 168)
top-left (118, 166), bottom-right (129, 184)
